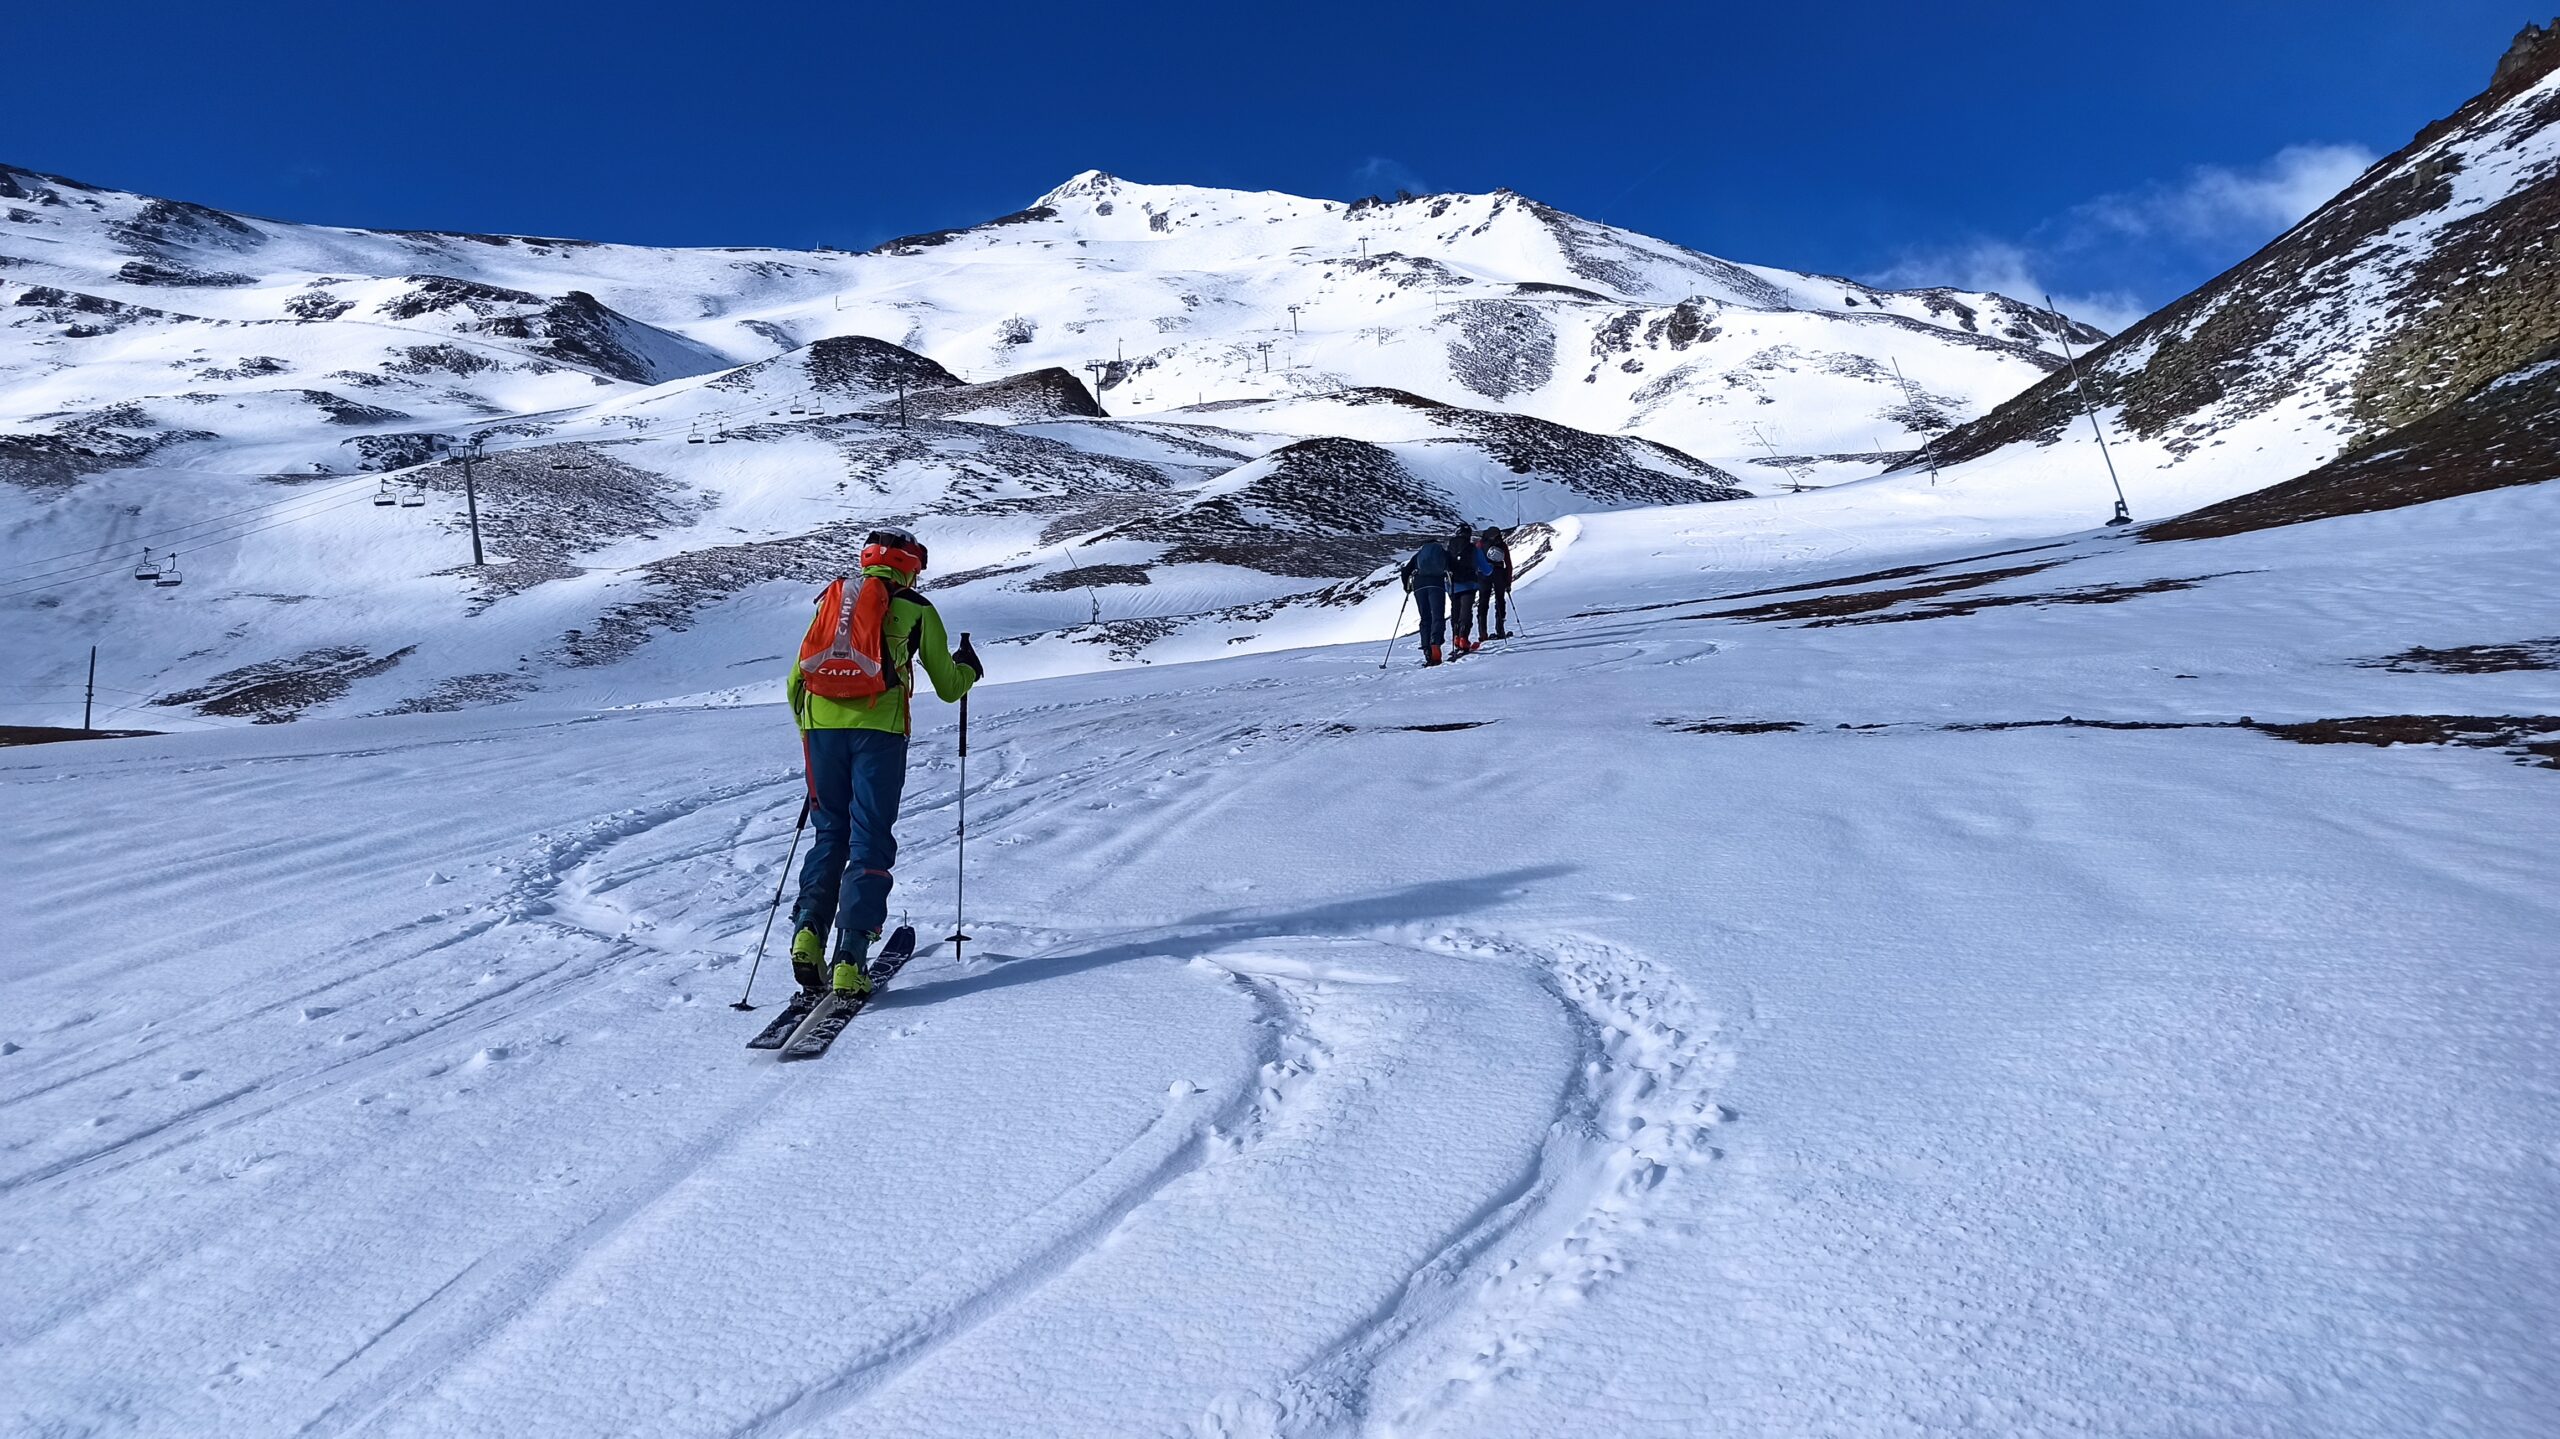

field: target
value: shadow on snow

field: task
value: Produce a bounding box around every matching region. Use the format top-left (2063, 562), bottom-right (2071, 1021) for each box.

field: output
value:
top-left (881, 864), bottom-right (1576, 1010)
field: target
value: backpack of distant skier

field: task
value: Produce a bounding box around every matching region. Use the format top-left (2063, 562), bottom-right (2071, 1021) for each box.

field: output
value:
top-left (797, 531), bottom-right (928, 701)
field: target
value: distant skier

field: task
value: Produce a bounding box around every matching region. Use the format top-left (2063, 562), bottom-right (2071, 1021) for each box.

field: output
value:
top-left (1399, 535), bottom-right (1455, 666)
top-left (785, 527), bottom-right (981, 997)
top-left (1445, 522), bottom-right (1483, 656)
top-left (1475, 526), bottom-right (1514, 639)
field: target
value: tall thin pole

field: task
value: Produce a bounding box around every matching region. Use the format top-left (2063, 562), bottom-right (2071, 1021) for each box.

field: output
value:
top-left (1892, 358), bottom-right (1938, 485)
top-left (947, 648), bottom-right (974, 962)
top-left (461, 445), bottom-right (487, 564)
top-left (2046, 296), bottom-right (2133, 526)
top-left (83, 645), bottom-right (95, 734)
top-left (1061, 543), bottom-right (1104, 626)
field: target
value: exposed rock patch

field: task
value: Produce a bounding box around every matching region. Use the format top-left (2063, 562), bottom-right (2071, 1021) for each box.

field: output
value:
top-left (1445, 300), bottom-right (1556, 401)
top-left (156, 645), bottom-right (416, 723)
top-left (2357, 637), bottom-right (2560, 673)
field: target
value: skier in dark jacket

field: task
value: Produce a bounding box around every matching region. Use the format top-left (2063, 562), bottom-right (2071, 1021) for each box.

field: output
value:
top-left (1399, 537), bottom-right (1454, 666)
top-left (1445, 522), bottom-right (1483, 656)
top-left (1475, 526), bottom-right (1514, 639)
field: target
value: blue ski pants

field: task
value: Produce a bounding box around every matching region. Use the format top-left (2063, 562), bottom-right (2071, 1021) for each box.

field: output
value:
top-left (1414, 583), bottom-right (1447, 650)
top-left (793, 727), bottom-right (909, 943)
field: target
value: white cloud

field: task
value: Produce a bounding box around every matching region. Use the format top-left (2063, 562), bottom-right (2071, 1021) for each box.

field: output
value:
top-left (2075, 143), bottom-right (2377, 246)
top-left (1869, 240), bottom-right (2150, 334)
top-left (1351, 156), bottom-right (1431, 197)
top-left (1866, 141), bottom-right (2379, 333)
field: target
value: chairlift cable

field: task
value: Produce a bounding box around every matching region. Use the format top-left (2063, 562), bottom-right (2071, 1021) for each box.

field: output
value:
top-left (0, 488), bottom-right (393, 599)
top-left (2, 483), bottom-right (401, 590)
top-left (4, 480), bottom-right (407, 587)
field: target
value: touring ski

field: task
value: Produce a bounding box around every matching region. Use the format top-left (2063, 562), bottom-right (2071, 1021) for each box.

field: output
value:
top-left (779, 924), bottom-right (918, 1061)
top-left (744, 987), bottom-right (825, 1050)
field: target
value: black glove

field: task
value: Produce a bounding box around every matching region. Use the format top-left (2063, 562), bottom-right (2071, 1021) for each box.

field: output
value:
top-left (953, 635), bottom-right (983, 678)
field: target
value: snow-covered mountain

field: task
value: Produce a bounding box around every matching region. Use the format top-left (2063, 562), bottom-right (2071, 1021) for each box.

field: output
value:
top-left (0, 162), bottom-right (2092, 727)
top-left (1911, 20), bottom-right (2560, 527)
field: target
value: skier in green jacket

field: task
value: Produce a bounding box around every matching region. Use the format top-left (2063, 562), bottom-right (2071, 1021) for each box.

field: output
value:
top-left (785, 527), bottom-right (980, 996)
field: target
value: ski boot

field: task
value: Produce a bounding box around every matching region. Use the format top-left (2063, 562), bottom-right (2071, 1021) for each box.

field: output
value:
top-left (830, 931), bottom-right (877, 996)
top-left (1424, 644), bottom-right (1443, 667)
top-left (789, 926), bottom-right (829, 994)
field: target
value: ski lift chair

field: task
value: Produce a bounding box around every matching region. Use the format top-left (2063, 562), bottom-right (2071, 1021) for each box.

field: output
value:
top-left (132, 548), bottom-right (161, 581)
top-left (154, 554), bottom-right (184, 587)
top-left (398, 482), bottom-right (425, 507)
top-left (373, 478), bottom-right (397, 506)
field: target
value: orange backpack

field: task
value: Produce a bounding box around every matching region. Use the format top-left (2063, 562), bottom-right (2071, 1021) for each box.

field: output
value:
top-left (798, 574), bottom-right (900, 700)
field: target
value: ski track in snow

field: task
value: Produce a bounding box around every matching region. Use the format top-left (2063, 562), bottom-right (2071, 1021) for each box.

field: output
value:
top-left (0, 691), bottom-right (1732, 1434)
top-left (696, 926), bottom-right (1730, 1439)
top-left (1189, 931), bottom-right (1730, 1439)
top-left (0, 777), bottom-right (779, 1200)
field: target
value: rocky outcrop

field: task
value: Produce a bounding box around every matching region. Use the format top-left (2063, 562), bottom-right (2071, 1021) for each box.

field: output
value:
top-left (801, 335), bottom-right (962, 397)
top-left (899, 367), bottom-right (1105, 422)
top-left (2491, 17), bottom-right (2560, 95)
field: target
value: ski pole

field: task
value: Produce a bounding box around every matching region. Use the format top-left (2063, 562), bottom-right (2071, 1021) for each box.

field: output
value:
top-left (1377, 588), bottom-right (1410, 670)
top-left (732, 797), bottom-right (811, 1012)
top-left (946, 643), bottom-right (974, 961)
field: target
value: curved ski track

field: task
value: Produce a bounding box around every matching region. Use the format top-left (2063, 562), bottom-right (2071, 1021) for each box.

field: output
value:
top-left (7, 689), bottom-right (1730, 1437)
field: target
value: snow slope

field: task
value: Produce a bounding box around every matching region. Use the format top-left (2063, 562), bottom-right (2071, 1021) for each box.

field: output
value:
top-left (5, 446), bottom-right (2556, 1435)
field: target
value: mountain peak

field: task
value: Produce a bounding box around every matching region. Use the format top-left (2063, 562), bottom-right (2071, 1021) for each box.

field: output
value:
top-left (1034, 170), bottom-right (1125, 208)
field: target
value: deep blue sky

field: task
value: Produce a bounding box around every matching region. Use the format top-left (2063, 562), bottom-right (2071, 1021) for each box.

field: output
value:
top-left (4, 1), bottom-right (2533, 325)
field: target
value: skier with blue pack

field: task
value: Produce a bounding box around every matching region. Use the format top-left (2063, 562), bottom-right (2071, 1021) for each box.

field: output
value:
top-left (1444, 522), bottom-right (1485, 657)
top-left (1474, 526), bottom-right (1514, 639)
